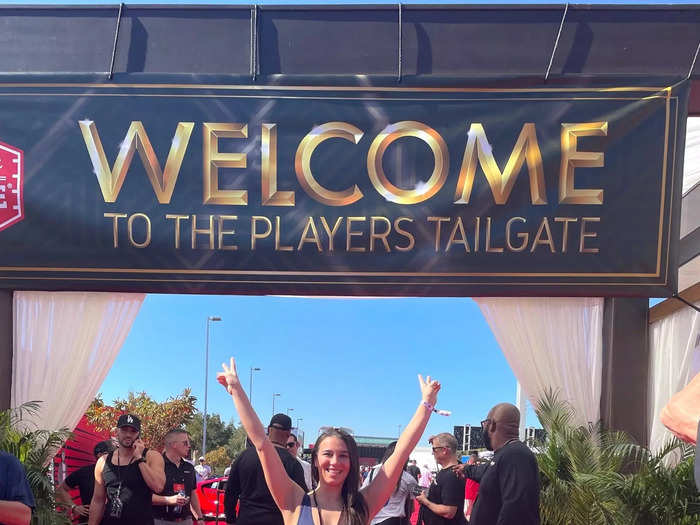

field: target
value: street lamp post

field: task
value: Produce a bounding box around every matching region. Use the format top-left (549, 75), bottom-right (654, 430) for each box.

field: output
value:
top-left (202, 315), bottom-right (221, 457)
top-left (249, 367), bottom-right (261, 407)
top-left (272, 393), bottom-right (280, 417)
top-left (287, 408), bottom-right (294, 416)
top-left (296, 417), bottom-right (303, 429)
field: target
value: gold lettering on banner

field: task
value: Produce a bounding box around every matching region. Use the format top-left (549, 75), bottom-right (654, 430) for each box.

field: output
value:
top-left (559, 122), bottom-right (608, 204)
top-left (370, 216), bottom-right (392, 252)
top-left (320, 217), bottom-right (343, 252)
top-left (262, 124), bottom-right (295, 206)
top-left (295, 122), bottom-right (364, 206)
top-left (428, 217), bottom-right (450, 252)
top-left (251, 216), bottom-right (272, 249)
top-left (127, 213), bottom-right (152, 248)
top-left (394, 217), bottom-right (415, 252)
top-left (203, 123), bottom-right (248, 205)
top-left (580, 217), bottom-right (601, 253)
top-left (445, 217), bottom-right (470, 252)
top-left (367, 121), bottom-right (449, 205)
top-left (455, 123), bottom-right (546, 205)
top-left (530, 217), bottom-right (556, 253)
top-left (166, 214), bottom-right (189, 249)
top-left (218, 215), bottom-right (238, 251)
top-left (275, 216), bottom-right (293, 251)
top-left (298, 217), bottom-right (323, 251)
top-left (81, 121), bottom-right (193, 203)
top-left (554, 217), bottom-right (577, 253)
top-left (474, 216), bottom-right (481, 252)
top-left (104, 213), bottom-right (127, 248)
top-left (505, 217), bottom-right (528, 252)
top-left (191, 214), bottom-right (215, 250)
top-left (346, 217), bottom-right (366, 252)
top-left (485, 216), bottom-right (503, 253)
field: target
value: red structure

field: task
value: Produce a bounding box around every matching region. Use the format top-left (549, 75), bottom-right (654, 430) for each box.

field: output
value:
top-left (52, 416), bottom-right (110, 505)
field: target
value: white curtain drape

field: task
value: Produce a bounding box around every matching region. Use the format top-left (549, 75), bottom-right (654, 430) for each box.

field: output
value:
top-left (684, 117), bottom-right (700, 195)
top-left (648, 301), bottom-right (700, 453)
top-left (11, 291), bottom-right (145, 432)
top-left (475, 297), bottom-right (604, 427)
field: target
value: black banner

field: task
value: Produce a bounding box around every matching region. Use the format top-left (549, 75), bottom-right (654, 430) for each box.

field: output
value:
top-left (0, 82), bottom-right (688, 296)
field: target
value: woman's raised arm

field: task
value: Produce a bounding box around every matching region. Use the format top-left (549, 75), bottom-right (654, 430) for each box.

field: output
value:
top-left (217, 358), bottom-right (304, 514)
top-left (360, 374), bottom-right (441, 518)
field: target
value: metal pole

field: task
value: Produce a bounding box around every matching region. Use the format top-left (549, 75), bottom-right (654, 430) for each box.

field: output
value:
top-left (516, 382), bottom-right (526, 441)
top-left (272, 393), bottom-right (280, 418)
top-left (249, 367), bottom-right (260, 407)
top-left (203, 316), bottom-right (221, 456)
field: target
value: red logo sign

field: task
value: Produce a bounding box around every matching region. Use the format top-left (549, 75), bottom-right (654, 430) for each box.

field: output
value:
top-left (0, 141), bottom-right (23, 232)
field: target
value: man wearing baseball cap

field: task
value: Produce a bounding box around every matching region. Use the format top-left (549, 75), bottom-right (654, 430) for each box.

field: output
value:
top-left (56, 440), bottom-right (114, 524)
top-left (194, 457), bottom-right (211, 483)
top-left (88, 414), bottom-right (165, 525)
top-left (224, 413), bottom-right (307, 525)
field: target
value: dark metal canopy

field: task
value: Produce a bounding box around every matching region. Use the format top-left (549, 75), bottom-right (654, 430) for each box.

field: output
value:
top-left (0, 5), bottom-right (697, 78)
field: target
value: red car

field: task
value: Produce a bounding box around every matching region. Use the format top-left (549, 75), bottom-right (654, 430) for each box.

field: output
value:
top-left (195, 476), bottom-right (228, 523)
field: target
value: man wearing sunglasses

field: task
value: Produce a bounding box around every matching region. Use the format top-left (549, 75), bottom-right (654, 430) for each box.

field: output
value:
top-left (152, 429), bottom-right (205, 525)
top-left (452, 403), bottom-right (540, 525)
top-left (286, 433), bottom-right (312, 490)
top-left (415, 433), bottom-right (466, 525)
top-left (224, 413), bottom-right (307, 525)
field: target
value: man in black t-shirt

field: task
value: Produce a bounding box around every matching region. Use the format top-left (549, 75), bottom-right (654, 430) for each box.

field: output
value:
top-left (416, 432), bottom-right (466, 525)
top-left (407, 459), bottom-right (421, 482)
top-left (224, 414), bottom-right (307, 525)
top-left (152, 429), bottom-right (205, 525)
top-left (453, 403), bottom-right (540, 525)
top-left (56, 440), bottom-right (114, 524)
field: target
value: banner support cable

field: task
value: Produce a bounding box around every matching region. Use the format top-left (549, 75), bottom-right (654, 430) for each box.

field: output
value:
top-left (545, 2), bottom-right (568, 81)
top-left (687, 40), bottom-right (700, 81)
top-left (250, 5), bottom-right (258, 82)
top-left (108, 3), bottom-right (124, 81)
top-left (672, 294), bottom-right (700, 314)
top-left (397, 3), bottom-right (403, 83)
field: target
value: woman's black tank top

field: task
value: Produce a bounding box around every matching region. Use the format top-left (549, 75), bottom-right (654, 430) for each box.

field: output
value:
top-left (100, 450), bottom-right (154, 525)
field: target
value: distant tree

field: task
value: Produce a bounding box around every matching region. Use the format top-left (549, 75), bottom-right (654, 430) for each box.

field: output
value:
top-left (205, 446), bottom-right (232, 474)
top-left (228, 424), bottom-right (248, 459)
top-left (186, 412), bottom-right (234, 457)
top-left (85, 389), bottom-right (197, 450)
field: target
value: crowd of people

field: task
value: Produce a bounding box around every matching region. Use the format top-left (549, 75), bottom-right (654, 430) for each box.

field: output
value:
top-left (0, 357), bottom-right (541, 525)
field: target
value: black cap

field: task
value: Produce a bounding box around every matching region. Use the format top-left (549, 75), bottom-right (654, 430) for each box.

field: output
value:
top-left (116, 413), bottom-right (141, 432)
top-left (269, 413), bottom-right (292, 431)
top-left (93, 440), bottom-right (114, 457)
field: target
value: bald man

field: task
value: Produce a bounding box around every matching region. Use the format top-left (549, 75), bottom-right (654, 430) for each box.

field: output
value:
top-left (453, 403), bottom-right (539, 525)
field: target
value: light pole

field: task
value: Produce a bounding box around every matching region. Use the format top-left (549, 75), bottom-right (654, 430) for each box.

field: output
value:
top-left (272, 393), bottom-right (280, 417)
top-left (287, 408), bottom-right (294, 416)
top-left (202, 315), bottom-right (221, 456)
top-left (296, 417), bottom-right (303, 430)
top-left (249, 367), bottom-right (261, 407)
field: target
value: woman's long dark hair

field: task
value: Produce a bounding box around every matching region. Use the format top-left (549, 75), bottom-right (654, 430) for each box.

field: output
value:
top-left (378, 441), bottom-right (406, 494)
top-left (311, 428), bottom-right (368, 525)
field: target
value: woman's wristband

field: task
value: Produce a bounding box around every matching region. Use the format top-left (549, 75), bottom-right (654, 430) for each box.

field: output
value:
top-left (422, 401), bottom-right (434, 412)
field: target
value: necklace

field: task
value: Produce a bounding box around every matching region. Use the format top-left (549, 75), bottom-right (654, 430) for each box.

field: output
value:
top-left (312, 490), bottom-right (345, 525)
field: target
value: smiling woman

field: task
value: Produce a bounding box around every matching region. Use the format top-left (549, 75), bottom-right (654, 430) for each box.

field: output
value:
top-left (216, 356), bottom-right (440, 525)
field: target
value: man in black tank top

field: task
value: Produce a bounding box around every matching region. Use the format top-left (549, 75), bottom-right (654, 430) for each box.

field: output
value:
top-left (88, 414), bottom-right (166, 525)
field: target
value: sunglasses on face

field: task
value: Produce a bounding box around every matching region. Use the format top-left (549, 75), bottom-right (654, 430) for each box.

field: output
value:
top-left (286, 442), bottom-right (296, 448)
top-left (481, 419), bottom-right (491, 429)
top-left (432, 446), bottom-right (447, 453)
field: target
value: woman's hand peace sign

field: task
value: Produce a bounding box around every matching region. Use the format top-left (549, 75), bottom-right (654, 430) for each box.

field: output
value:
top-left (217, 357), bottom-right (241, 394)
top-left (419, 374), bottom-right (441, 407)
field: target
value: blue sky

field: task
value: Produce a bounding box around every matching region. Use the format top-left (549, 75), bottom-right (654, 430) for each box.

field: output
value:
top-left (99, 294), bottom-right (536, 444)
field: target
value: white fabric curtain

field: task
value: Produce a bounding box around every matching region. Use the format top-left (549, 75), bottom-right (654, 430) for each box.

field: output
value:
top-left (475, 297), bottom-right (604, 427)
top-left (11, 291), bottom-right (145, 432)
top-left (684, 117), bottom-right (700, 195)
top-left (648, 301), bottom-right (700, 453)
